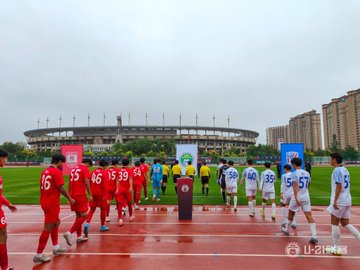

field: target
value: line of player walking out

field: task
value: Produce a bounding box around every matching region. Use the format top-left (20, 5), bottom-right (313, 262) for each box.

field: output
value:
top-left (0, 150), bottom-right (359, 269)
top-left (216, 155), bottom-right (360, 254)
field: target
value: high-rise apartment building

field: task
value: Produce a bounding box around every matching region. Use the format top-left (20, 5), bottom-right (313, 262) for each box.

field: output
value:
top-left (322, 89), bottom-right (360, 149)
top-left (266, 125), bottom-right (290, 150)
top-left (289, 110), bottom-right (322, 151)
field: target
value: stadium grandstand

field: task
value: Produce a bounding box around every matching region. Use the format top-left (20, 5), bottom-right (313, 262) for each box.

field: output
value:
top-left (24, 116), bottom-right (259, 154)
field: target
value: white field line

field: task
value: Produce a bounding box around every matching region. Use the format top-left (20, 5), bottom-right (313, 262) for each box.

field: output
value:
top-left (6, 221), bottom-right (360, 226)
top-left (7, 252), bottom-right (360, 260)
top-left (60, 213), bottom-right (75, 221)
top-left (6, 232), bottom-right (358, 239)
top-left (5, 195), bottom-right (360, 199)
top-left (8, 213), bottom-right (360, 218)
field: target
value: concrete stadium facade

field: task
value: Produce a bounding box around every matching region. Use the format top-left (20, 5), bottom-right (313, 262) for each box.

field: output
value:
top-left (24, 117), bottom-right (259, 153)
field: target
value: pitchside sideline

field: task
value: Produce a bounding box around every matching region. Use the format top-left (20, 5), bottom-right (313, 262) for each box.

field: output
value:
top-left (0, 166), bottom-right (360, 205)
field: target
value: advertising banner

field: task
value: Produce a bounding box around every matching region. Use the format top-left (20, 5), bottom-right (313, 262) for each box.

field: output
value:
top-left (280, 143), bottom-right (304, 175)
top-left (176, 144), bottom-right (198, 175)
top-left (61, 145), bottom-right (83, 175)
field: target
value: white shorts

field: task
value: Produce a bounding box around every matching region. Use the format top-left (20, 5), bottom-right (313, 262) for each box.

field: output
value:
top-left (289, 198), bottom-right (312, 213)
top-left (226, 186), bottom-right (238, 194)
top-left (327, 205), bottom-right (351, 219)
top-left (280, 195), bottom-right (292, 205)
top-left (246, 189), bottom-right (257, 197)
top-left (262, 192), bottom-right (275, 200)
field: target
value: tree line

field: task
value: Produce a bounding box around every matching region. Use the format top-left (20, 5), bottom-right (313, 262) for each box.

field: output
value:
top-left (0, 139), bottom-right (359, 163)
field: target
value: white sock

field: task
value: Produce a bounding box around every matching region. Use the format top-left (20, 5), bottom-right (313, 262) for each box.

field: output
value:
top-left (226, 196), bottom-right (231, 205)
top-left (284, 218), bottom-right (292, 231)
top-left (293, 213), bottom-right (297, 225)
top-left (234, 196), bottom-right (238, 208)
top-left (252, 200), bottom-right (256, 209)
top-left (310, 223), bottom-right (317, 238)
top-left (281, 207), bottom-right (287, 223)
top-left (272, 203), bottom-right (276, 216)
top-left (262, 202), bottom-right (266, 210)
top-left (344, 224), bottom-right (360, 240)
top-left (248, 201), bottom-right (253, 212)
top-left (53, 244), bottom-right (60, 250)
top-left (332, 225), bottom-right (341, 247)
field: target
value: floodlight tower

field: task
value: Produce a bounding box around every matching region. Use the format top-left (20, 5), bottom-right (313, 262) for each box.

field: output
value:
top-left (116, 115), bottom-right (123, 143)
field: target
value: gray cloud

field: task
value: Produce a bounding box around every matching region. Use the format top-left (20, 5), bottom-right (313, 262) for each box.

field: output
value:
top-left (0, 0), bottom-right (359, 145)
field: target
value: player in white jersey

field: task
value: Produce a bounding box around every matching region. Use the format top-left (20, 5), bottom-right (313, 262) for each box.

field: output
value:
top-left (259, 162), bottom-right (276, 220)
top-left (280, 164), bottom-right (297, 228)
top-left (241, 159), bottom-right (259, 217)
top-left (224, 160), bottom-right (239, 212)
top-left (325, 153), bottom-right (360, 255)
top-left (281, 158), bottom-right (318, 244)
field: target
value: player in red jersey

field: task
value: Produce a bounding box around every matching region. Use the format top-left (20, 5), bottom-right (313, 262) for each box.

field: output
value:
top-left (116, 158), bottom-right (134, 226)
top-left (33, 154), bottom-right (75, 264)
top-left (132, 161), bottom-right (144, 210)
top-left (106, 159), bottom-right (120, 222)
top-left (0, 149), bottom-right (17, 270)
top-left (63, 158), bottom-right (93, 245)
top-left (139, 157), bottom-right (149, 201)
top-left (83, 159), bottom-right (109, 236)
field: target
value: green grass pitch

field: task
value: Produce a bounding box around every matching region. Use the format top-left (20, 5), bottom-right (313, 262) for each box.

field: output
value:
top-left (1, 166), bottom-right (359, 206)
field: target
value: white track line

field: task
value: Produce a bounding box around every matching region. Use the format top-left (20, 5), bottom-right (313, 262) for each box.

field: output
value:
top-left (6, 233), bottom-right (358, 239)
top-left (8, 213), bottom-right (360, 218)
top-left (60, 213), bottom-right (75, 221)
top-left (6, 221), bottom-right (360, 226)
top-left (7, 252), bottom-right (360, 260)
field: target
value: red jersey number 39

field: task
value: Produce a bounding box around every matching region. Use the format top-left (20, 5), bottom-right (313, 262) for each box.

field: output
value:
top-left (119, 171), bottom-right (129, 181)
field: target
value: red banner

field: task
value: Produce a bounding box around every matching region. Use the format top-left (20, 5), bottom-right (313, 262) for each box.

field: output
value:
top-left (61, 145), bottom-right (83, 176)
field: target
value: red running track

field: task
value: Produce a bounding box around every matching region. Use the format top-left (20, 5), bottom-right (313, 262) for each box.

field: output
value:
top-left (3, 205), bottom-right (360, 270)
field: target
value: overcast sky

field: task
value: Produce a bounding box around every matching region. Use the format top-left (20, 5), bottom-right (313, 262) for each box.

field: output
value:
top-left (0, 0), bottom-right (359, 145)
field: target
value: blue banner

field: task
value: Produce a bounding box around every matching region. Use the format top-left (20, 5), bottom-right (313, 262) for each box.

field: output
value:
top-left (280, 143), bottom-right (304, 175)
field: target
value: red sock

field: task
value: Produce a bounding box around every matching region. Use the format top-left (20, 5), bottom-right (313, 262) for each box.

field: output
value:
top-left (51, 225), bottom-right (59, 246)
top-left (143, 183), bottom-right (147, 198)
top-left (87, 208), bottom-right (96, 223)
top-left (0, 244), bottom-right (8, 270)
top-left (69, 216), bottom-right (86, 234)
top-left (77, 224), bottom-right (82, 237)
top-left (117, 201), bottom-right (123, 220)
top-left (134, 191), bottom-right (140, 205)
top-left (36, 231), bottom-right (50, 254)
top-left (128, 201), bottom-right (133, 217)
top-left (136, 191), bottom-right (141, 205)
top-left (100, 208), bottom-right (106, 226)
top-left (106, 204), bottom-right (110, 217)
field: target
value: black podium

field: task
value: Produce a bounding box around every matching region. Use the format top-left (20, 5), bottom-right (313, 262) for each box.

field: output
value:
top-left (177, 178), bottom-right (193, 220)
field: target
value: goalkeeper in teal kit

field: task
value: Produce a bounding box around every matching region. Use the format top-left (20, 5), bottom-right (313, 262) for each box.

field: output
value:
top-left (150, 159), bottom-right (163, 201)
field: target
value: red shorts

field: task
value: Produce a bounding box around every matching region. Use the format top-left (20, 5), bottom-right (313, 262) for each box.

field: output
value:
top-left (116, 189), bottom-right (132, 203)
top-left (89, 195), bottom-right (107, 208)
top-left (106, 188), bottom-right (117, 201)
top-left (41, 204), bottom-right (60, 223)
top-left (71, 195), bottom-right (89, 213)
top-left (141, 178), bottom-right (147, 186)
top-left (0, 209), bottom-right (7, 229)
